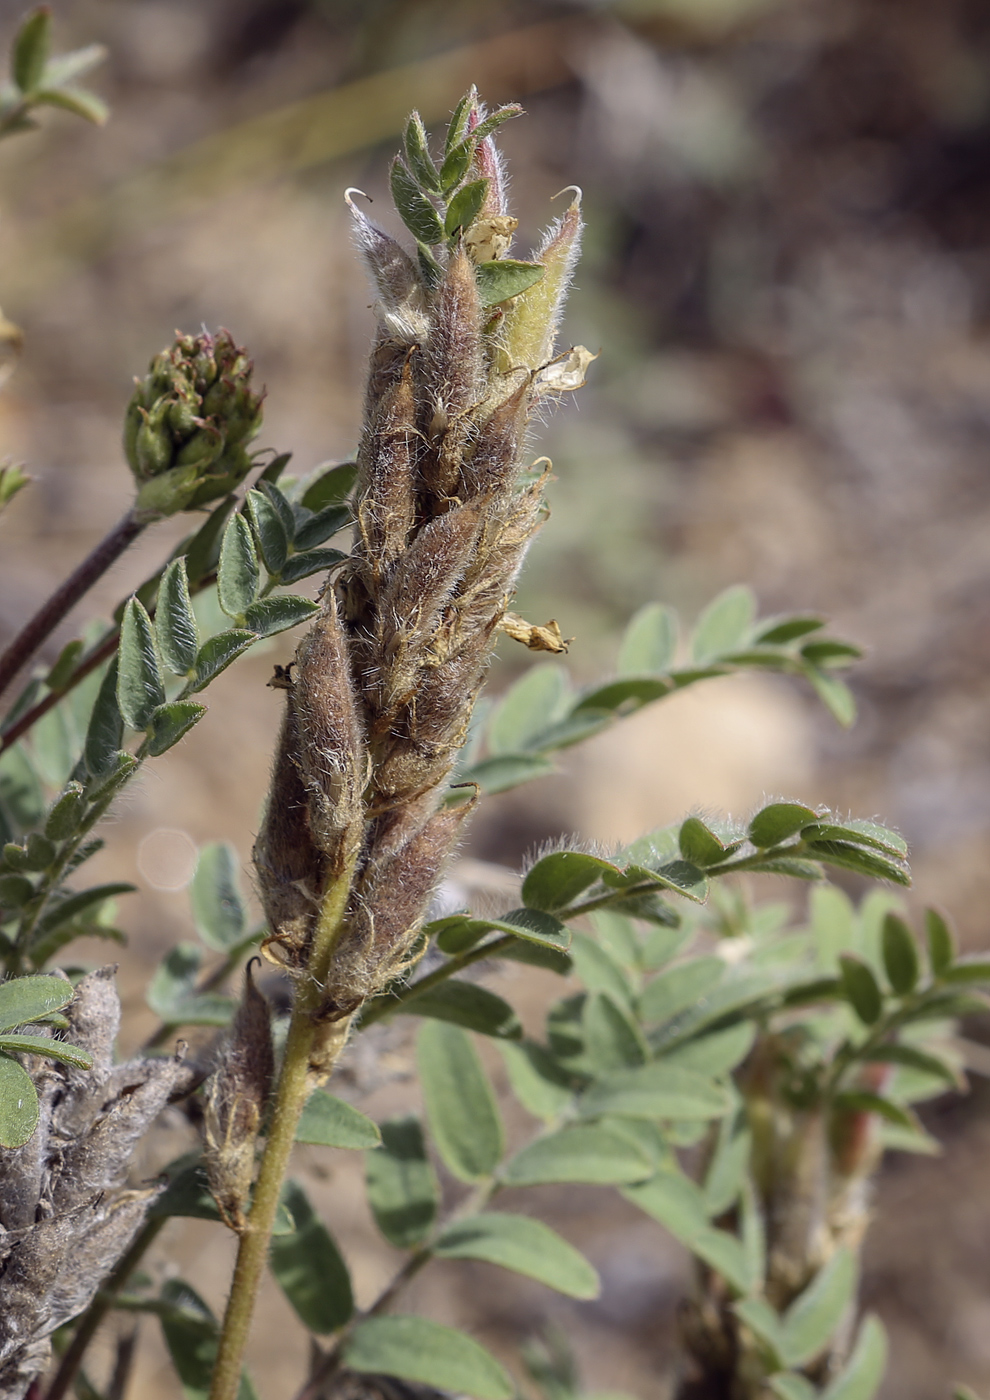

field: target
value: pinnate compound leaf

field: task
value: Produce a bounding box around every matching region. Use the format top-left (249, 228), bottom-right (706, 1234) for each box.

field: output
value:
top-left (243, 596), bottom-right (322, 640)
top-left (801, 820), bottom-right (907, 859)
top-left (569, 931), bottom-right (634, 1006)
top-left (881, 913), bottom-right (919, 994)
top-left (296, 1090), bottom-right (380, 1148)
top-left (820, 1315), bottom-right (887, 1400)
top-left (345, 1316), bottom-right (512, 1400)
top-left (146, 701), bottom-right (206, 757)
top-left (833, 1091), bottom-right (919, 1131)
top-left (579, 1061), bottom-right (730, 1121)
top-left (501, 1123), bottom-right (654, 1187)
top-left (664, 1021), bottom-right (756, 1078)
top-left (418, 1022), bottom-right (503, 1180)
top-left (691, 586), bottom-right (756, 663)
top-left (217, 514), bottom-right (260, 619)
top-left (522, 851), bottom-right (620, 912)
top-left (404, 112), bottom-right (441, 192)
top-left (0, 974), bottom-right (74, 1031)
top-left (617, 602), bottom-right (677, 676)
top-left (155, 559), bottom-right (199, 676)
top-left (190, 843), bottom-right (246, 950)
top-left (292, 503), bottom-right (350, 552)
top-left (704, 1122), bottom-right (752, 1217)
top-left (475, 259), bottom-right (545, 307)
top-left (839, 955), bottom-right (883, 1025)
top-left (366, 1116), bottom-right (438, 1248)
top-left (573, 677), bottom-right (671, 714)
top-left (403, 980), bottom-right (522, 1039)
top-left (748, 803), bottom-right (819, 848)
top-left (622, 1167), bottom-right (709, 1243)
top-left (779, 1247), bottom-right (856, 1366)
top-left (0, 1054), bottom-right (39, 1148)
top-left (435, 1213), bottom-right (599, 1299)
top-left (756, 615), bottom-right (826, 645)
top-left (860, 1042), bottom-right (959, 1087)
top-left (190, 630), bottom-right (255, 692)
top-left (270, 1179), bottom-right (353, 1334)
top-left (941, 958), bottom-right (990, 985)
top-left (118, 597), bottom-right (165, 730)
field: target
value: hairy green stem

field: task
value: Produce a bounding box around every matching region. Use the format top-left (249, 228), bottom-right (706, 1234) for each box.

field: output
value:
top-left (0, 509), bottom-right (145, 704)
top-left (43, 1216), bottom-right (166, 1400)
top-left (208, 857), bottom-right (358, 1400)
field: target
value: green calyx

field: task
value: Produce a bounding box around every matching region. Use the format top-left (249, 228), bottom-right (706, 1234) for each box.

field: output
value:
top-left (124, 329), bottom-right (265, 519)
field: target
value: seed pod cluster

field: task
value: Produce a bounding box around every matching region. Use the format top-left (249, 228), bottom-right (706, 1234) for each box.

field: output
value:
top-left (253, 93), bottom-right (588, 1042)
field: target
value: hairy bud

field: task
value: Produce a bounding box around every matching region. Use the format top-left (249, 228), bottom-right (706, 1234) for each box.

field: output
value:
top-left (124, 329), bottom-right (264, 520)
top-left (203, 962), bottom-right (274, 1233)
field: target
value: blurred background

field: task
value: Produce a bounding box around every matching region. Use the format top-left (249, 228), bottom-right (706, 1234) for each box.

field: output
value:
top-left (3, 0), bottom-right (990, 1395)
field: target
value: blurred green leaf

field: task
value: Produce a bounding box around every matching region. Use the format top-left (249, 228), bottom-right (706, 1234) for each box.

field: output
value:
top-left (779, 1248), bottom-right (856, 1366)
top-left (617, 602), bottom-right (677, 676)
top-left (881, 913), bottom-right (919, 994)
top-left (365, 1115), bottom-right (439, 1249)
top-left (458, 753), bottom-right (557, 795)
top-left (345, 1316), bottom-right (512, 1400)
top-left (435, 1213), bottom-right (599, 1299)
top-left (190, 843), bottom-right (246, 951)
top-left (925, 908), bottom-right (955, 977)
top-left (582, 991), bottom-right (647, 1071)
top-left (270, 1179), bottom-right (353, 1334)
top-left (501, 1123), bottom-right (654, 1186)
top-left (839, 956), bottom-right (883, 1025)
top-left (691, 586), bottom-right (755, 663)
top-left (403, 980), bottom-right (522, 1039)
top-left (13, 8), bottom-right (50, 93)
top-left (579, 1061), bottom-right (730, 1122)
top-left (638, 957), bottom-right (724, 1026)
top-left (820, 1315), bottom-right (887, 1400)
top-left (418, 1021), bottom-right (503, 1181)
top-left (487, 664), bottom-right (569, 754)
top-left (499, 1039), bottom-right (574, 1121)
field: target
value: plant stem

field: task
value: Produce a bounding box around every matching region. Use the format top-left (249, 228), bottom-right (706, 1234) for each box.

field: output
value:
top-left (0, 509), bottom-right (145, 703)
top-left (208, 856), bottom-right (359, 1400)
top-left (43, 1217), bottom-right (166, 1400)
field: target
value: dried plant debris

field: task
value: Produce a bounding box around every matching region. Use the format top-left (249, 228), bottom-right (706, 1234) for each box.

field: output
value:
top-left (0, 967), bottom-right (199, 1399)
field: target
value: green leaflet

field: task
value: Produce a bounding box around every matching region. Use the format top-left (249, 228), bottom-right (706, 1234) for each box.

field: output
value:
top-left (0, 1053), bottom-right (39, 1147)
top-left (435, 1212), bottom-right (600, 1299)
top-left (269, 1179), bottom-right (353, 1334)
top-left (190, 842), bottom-right (247, 951)
top-left (296, 1090), bottom-right (380, 1149)
top-left (117, 597), bottom-right (165, 731)
top-left (345, 1316), bottom-right (512, 1400)
top-left (365, 1116), bottom-right (439, 1249)
top-left (418, 1021), bottom-right (503, 1180)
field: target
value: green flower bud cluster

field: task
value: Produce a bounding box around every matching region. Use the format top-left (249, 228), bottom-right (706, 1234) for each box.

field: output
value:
top-left (124, 329), bottom-right (264, 519)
